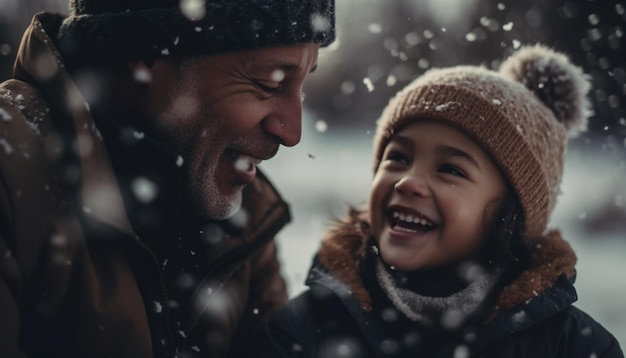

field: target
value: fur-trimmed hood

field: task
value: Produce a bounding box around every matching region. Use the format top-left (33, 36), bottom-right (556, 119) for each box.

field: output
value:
top-left (314, 211), bottom-right (577, 319)
top-left (264, 215), bottom-right (622, 357)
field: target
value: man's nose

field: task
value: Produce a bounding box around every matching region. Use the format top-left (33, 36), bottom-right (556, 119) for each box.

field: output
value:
top-left (262, 92), bottom-right (303, 147)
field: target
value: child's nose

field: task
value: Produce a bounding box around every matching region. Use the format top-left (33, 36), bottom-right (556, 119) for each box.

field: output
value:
top-left (394, 174), bottom-right (430, 197)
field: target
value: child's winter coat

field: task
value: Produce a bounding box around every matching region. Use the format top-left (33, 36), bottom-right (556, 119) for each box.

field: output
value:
top-left (260, 214), bottom-right (623, 358)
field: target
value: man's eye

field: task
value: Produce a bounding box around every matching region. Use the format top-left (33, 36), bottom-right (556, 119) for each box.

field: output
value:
top-left (439, 164), bottom-right (466, 178)
top-left (256, 82), bottom-right (280, 94)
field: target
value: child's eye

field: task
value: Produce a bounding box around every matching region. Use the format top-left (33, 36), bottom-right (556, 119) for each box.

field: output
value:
top-left (385, 151), bottom-right (409, 165)
top-left (439, 163), bottom-right (466, 178)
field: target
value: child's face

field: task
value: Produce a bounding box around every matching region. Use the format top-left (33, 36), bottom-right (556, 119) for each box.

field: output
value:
top-left (368, 120), bottom-right (508, 272)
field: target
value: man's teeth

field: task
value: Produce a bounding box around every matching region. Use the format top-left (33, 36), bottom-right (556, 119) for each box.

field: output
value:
top-left (392, 211), bottom-right (434, 226)
top-left (233, 154), bottom-right (262, 171)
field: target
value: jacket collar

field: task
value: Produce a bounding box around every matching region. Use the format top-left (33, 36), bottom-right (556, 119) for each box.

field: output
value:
top-left (310, 211), bottom-right (578, 321)
top-left (14, 12), bottom-right (137, 238)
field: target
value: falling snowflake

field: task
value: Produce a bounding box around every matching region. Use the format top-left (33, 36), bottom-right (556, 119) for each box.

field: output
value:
top-left (153, 300), bottom-right (163, 313)
top-left (0, 139), bottom-right (13, 154)
top-left (310, 13), bottom-right (331, 33)
top-left (180, 0), bottom-right (206, 21)
top-left (453, 345), bottom-right (470, 358)
top-left (133, 131), bottom-right (145, 140)
top-left (379, 339), bottom-right (400, 355)
top-left (0, 108), bottom-right (11, 121)
top-left (341, 81), bottom-right (356, 95)
top-left (271, 69), bottom-right (285, 82)
top-left (133, 67), bottom-right (151, 83)
top-left (363, 77), bottom-right (375, 92)
top-left (315, 120), bottom-right (328, 133)
top-left (131, 177), bottom-right (158, 203)
top-left (368, 23), bottom-right (382, 34)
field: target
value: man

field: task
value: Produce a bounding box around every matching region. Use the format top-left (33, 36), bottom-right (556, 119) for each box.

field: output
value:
top-left (0, 1), bottom-right (335, 357)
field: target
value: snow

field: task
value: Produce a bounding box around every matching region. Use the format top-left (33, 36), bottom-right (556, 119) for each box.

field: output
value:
top-left (131, 176), bottom-right (158, 203)
top-left (315, 120), bottom-right (328, 133)
top-left (310, 13), bottom-right (332, 33)
top-left (153, 300), bottom-right (163, 313)
top-left (0, 138), bottom-right (14, 154)
top-left (368, 23), bottom-right (383, 34)
top-left (453, 345), bottom-right (470, 358)
top-left (133, 68), bottom-right (151, 83)
top-left (435, 101), bottom-right (457, 111)
top-left (271, 70), bottom-right (285, 82)
top-left (363, 77), bottom-right (375, 92)
top-left (262, 113), bottom-right (626, 346)
top-left (0, 108), bottom-right (11, 121)
top-left (180, 0), bottom-right (206, 21)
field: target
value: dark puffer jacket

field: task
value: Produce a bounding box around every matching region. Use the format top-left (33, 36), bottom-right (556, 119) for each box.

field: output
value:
top-left (261, 214), bottom-right (623, 357)
top-left (0, 13), bottom-right (290, 358)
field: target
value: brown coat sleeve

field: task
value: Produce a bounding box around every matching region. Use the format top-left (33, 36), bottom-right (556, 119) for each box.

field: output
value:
top-left (0, 227), bottom-right (28, 358)
top-left (238, 239), bottom-right (288, 339)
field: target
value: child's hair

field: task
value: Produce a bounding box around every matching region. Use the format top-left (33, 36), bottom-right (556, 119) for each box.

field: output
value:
top-left (372, 44), bottom-right (591, 245)
top-left (485, 193), bottom-right (530, 269)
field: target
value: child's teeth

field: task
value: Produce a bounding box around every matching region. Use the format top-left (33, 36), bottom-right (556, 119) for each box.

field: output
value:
top-left (392, 211), bottom-right (434, 226)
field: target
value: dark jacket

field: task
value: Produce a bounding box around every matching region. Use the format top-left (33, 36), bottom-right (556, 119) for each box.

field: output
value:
top-left (0, 13), bottom-right (290, 358)
top-left (261, 214), bottom-right (623, 357)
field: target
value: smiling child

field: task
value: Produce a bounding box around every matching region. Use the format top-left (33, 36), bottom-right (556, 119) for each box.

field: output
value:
top-left (260, 45), bottom-right (624, 357)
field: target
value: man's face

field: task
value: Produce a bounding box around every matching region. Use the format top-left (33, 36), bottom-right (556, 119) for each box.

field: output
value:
top-left (140, 43), bottom-right (320, 219)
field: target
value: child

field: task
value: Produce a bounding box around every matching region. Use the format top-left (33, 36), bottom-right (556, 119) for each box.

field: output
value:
top-left (259, 45), bottom-right (624, 357)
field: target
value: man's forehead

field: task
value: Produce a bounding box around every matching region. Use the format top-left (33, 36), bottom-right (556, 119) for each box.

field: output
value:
top-left (239, 45), bottom-right (320, 73)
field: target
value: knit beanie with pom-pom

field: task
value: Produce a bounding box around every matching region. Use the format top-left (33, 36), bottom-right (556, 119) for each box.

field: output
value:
top-left (57, 0), bottom-right (335, 66)
top-left (372, 44), bottom-right (591, 241)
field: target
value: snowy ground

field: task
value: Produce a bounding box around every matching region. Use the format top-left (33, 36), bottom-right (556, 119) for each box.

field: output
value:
top-left (261, 115), bottom-right (626, 347)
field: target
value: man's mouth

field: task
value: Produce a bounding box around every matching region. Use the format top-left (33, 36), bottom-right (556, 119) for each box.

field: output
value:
top-left (232, 153), bottom-right (263, 172)
top-left (225, 148), bottom-right (263, 180)
top-left (389, 209), bottom-right (438, 233)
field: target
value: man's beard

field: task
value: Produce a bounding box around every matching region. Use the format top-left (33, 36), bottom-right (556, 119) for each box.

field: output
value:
top-left (184, 148), bottom-right (243, 221)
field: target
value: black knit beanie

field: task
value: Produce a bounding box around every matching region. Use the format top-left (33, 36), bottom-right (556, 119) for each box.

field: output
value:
top-left (57, 0), bottom-right (335, 65)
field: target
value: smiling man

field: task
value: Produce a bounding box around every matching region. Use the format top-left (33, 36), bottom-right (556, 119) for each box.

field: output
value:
top-left (0, 1), bottom-right (334, 357)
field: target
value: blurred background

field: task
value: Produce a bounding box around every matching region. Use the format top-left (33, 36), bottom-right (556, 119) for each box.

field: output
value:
top-left (2, 0), bottom-right (625, 347)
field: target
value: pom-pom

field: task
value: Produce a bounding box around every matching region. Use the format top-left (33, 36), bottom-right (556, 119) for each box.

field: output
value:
top-left (499, 44), bottom-right (591, 137)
